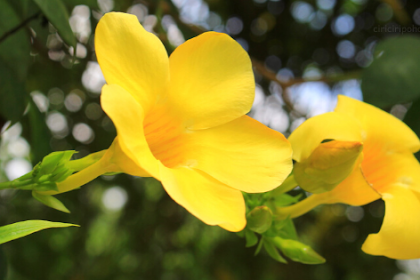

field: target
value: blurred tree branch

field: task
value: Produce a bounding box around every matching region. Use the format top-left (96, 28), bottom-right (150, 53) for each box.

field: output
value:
top-left (0, 12), bottom-right (41, 44)
top-left (380, 0), bottom-right (411, 25)
top-left (156, 0), bottom-right (363, 112)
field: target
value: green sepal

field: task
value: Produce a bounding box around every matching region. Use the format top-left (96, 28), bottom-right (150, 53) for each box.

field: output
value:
top-left (32, 191), bottom-right (70, 213)
top-left (254, 238), bottom-right (264, 256)
top-left (272, 237), bottom-right (325, 265)
top-left (0, 220), bottom-right (78, 245)
top-left (32, 182), bottom-right (58, 192)
top-left (263, 238), bottom-right (287, 263)
top-left (50, 168), bottom-right (73, 183)
top-left (275, 217), bottom-right (298, 240)
top-left (245, 229), bottom-right (258, 247)
top-left (274, 193), bottom-right (302, 207)
top-left (37, 150), bottom-right (76, 177)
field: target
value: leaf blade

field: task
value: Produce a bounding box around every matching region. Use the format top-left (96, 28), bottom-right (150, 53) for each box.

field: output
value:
top-left (32, 191), bottom-right (70, 213)
top-left (31, 0), bottom-right (76, 47)
top-left (0, 220), bottom-right (78, 245)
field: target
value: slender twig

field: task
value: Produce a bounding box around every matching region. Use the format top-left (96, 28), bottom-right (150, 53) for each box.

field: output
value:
top-left (0, 12), bottom-right (41, 44)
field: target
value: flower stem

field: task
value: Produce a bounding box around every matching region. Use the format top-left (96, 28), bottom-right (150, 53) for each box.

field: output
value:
top-left (275, 193), bottom-right (329, 219)
top-left (0, 179), bottom-right (32, 190)
top-left (269, 174), bottom-right (298, 197)
top-left (57, 159), bottom-right (109, 194)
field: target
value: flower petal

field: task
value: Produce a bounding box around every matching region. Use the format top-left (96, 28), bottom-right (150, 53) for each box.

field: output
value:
top-left (101, 84), bottom-right (159, 178)
top-left (362, 149), bottom-right (420, 194)
top-left (335, 95), bottom-right (420, 153)
top-left (158, 164), bottom-right (246, 232)
top-left (362, 185), bottom-right (420, 259)
top-left (168, 32), bottom-right (254, 130)
top-left (180, 115), bottom-right (292, 193)
top-left (320, 166), bottom-right (381, 206)
top-left (96, 12), bottom-right (169, 111)
top-left (289, 112), bottom-right (363, 162)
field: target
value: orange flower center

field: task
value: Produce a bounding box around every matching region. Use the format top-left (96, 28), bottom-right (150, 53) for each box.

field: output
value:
top-left (143, 103), bottom-right (186, 168)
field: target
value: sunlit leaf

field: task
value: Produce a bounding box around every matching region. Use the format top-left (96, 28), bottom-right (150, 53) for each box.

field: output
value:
top-left (362, 36), bottom-right (420, 108)
top-left (0, 220), bottom-right (78, 245)
top-left (31, 0), bottom-right (76, 47)
top-left (32, 191), bottom-right (70, 213)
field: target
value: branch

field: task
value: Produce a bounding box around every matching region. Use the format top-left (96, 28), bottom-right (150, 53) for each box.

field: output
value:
top-left (0, 12), bottom-right (41, 44)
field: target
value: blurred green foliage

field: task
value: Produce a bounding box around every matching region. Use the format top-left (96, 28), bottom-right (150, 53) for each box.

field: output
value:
top-left (1, 0), bottom-right (420, 279)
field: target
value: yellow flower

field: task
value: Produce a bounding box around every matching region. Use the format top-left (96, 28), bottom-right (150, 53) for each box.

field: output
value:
top-left (58, 12), bottom-right (292, 232)
top-left (282, 95), bottom-right (420, 259)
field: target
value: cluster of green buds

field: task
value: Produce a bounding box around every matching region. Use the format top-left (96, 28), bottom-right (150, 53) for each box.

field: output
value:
top-left (0, 151), bottom-right (76, 192)
top-left (240, 181), bottom-right (326, 265)
top-left (0, 151), bottom-right (79, 213)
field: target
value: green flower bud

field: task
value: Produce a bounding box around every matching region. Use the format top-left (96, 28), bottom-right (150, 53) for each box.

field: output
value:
top-left (37, 151), bottom-right (76, 178)
top-left (294, 140), bottom-right (363, 194)
top-left (272, 237), bottom-right (325, 264)
top-left (247, 206), bottom-right (273, 234)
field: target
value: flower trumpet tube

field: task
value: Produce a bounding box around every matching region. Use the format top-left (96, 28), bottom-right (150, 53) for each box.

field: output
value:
top-left (278, 95), bottom-right (420, 259)
top-left (49, 12), bottom-right (293, 232)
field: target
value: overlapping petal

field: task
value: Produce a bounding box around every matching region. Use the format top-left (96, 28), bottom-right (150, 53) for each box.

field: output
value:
top-left (97, 13), bottom-right (294, 232)
top-left (362, 185), bottom-right (420, 259)
top-left (335, 95), bottom-right (420, 153)
top-left (158, 163), bottom-right (246, 231)
top-left (289, 112), bottom-right (363, 162)
top-left (181, 115), bottom-right (293, 193)
top-left (167, 32), bottom-right (254, 130)
top-left (96, 13), bottom-right (169, 112)
top-left (101, 84), bottom-right (159, 178)
top-left (321, 166), bottom-right (380, 206)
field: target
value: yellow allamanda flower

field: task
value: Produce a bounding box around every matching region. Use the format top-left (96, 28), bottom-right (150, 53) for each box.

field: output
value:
top-left (279, 95), bottom-right (420, 259)
top-left (52, 12), bottom-right (293, 232)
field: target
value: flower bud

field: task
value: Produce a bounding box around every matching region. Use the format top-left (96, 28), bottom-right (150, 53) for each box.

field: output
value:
top-left (247, 206), bottom-right (273, 234)
top-left (294, 140), bottom-right (363, 194)
top-left (272, 237), bottom-right (325, 264)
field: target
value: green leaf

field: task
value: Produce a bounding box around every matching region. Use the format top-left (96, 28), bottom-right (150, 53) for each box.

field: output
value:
top-left (0, 0), bottom-right (31, 80)
top-left (0, 63), bottom-right (27, 123)
top-left (245, 229), bottom-right (258, 247)
top-left (403, 99), bottom-right (420, 160)
top-left (263, 238), bottom-right (287, 263)
top-left (31, 0), bottom-right (76, 47)
top-left (32, 191), bottom-right (70, 213)
top-left (362, 36), bottom-right (420, 108)
top-left (0, 220), bottom-right (78, 245)
top-left (26, 99), bottom-right (52, 164)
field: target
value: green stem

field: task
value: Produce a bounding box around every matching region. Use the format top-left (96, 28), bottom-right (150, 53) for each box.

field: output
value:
top-left (275, 193), bottom-right (329, 219)
top-left (0, 179), bottom-right (32, 190)
top-left (269, 174), bottom-right (298, 197)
